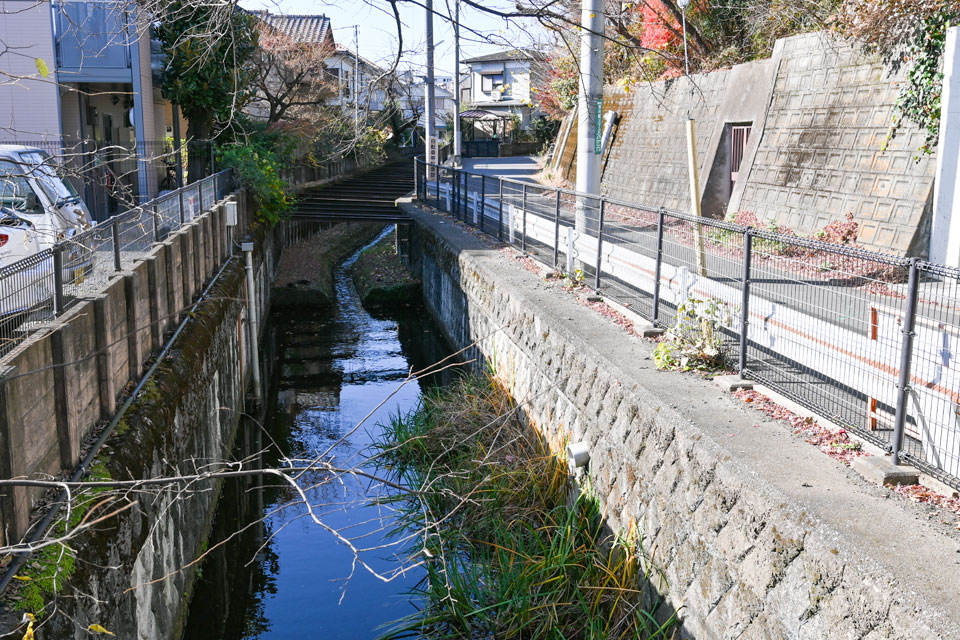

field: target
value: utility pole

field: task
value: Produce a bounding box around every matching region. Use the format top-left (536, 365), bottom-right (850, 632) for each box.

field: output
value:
top-left (678, 0), bottom-right (707, 275)
top-left (425, 0), bottom-right (437, 170)
top-left (354, 25), bottom-right (360, 140)
top-left (453, 0), bottom-right (462, 167)
top-left (575, 0), bottom-right (604, 235)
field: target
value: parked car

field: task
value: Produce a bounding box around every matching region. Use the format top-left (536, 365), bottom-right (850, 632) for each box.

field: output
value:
top-left (0, 145), bottom-right (93, 247)
top-left (0, 146), bottom-right (95, 317)
top-left (0, 209), bottom-right (51, 319)
top-left (0, 210), bottom-right (40, 265)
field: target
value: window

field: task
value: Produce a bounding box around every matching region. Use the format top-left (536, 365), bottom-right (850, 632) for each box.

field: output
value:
top-left (18, 152), bottom-right (78, 204)
top-left (0, 160), bottom-right (42, 213)
top-left (481, 73), bottom-right (504, 93)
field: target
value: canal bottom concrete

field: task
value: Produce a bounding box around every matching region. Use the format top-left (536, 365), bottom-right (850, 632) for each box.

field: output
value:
top-left (403, 201), bottom-right (960, 640)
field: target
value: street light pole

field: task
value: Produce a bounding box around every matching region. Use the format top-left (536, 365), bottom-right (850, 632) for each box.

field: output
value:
top-left (575, 0), bottom-right (604, 237)
top-left (425, 0), bottom-right (437, 168)
top-left (354, 25), bottom-right (360, 139)
top-left (453, 0), bottom-right (462, 167)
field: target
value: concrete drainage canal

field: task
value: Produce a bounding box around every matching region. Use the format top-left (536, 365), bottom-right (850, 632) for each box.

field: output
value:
top-left (181, 228), bottom-right (455, 638)
top-left (179, 226), bottom-right (678, 640)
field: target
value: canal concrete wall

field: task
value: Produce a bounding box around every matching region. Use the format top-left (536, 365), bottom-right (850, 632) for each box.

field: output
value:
top-left (405, 202), bottom-right (960, 640)
top-left (0, 186), bottom-right (329, 635)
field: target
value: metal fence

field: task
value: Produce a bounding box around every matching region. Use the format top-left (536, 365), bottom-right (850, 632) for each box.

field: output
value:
top-left (415, 158), bottom-right (960, 491)
top-left (278, 150), bottom-right (381, 186)
top-left (0, 170), bottom-right (234, 358)
top-left (10, 139), bottom-right (218, 222)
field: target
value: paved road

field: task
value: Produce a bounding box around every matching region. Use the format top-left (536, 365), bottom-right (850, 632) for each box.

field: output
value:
top-left (426, 176), bottom-right (959, 467)
top-left (460, 157), bottom-right (540, 183)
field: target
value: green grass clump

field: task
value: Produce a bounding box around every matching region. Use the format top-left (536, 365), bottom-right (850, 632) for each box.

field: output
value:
top-left (374, 374), bottom-right (678, 640)
top-left (12, 459), bottom-right (114, 617)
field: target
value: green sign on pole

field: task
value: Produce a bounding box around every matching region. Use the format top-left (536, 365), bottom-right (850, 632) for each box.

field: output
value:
top-left (594, 99), bottom-right (603, 154)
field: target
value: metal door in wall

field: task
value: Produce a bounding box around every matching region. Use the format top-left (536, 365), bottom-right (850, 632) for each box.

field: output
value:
top-left (730, 125), bottom-right (751, 189)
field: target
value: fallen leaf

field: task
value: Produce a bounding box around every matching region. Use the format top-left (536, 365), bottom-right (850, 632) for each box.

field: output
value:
top-left (88, 624), bottom-right (116, 636)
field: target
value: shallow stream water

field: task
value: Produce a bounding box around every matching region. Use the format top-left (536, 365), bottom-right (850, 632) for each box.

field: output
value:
top-left (182, 229), bottom-right (453, 639)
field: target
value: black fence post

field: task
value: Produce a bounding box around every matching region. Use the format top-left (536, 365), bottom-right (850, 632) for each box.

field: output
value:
top-left (457, 171), bottom-right (463, 220)
top-left (480, 175), bottom-right (486, 232)
top-left (652, 207), bottom-right (666, 325)
top-left (738, 229), bottom-right (753, 376)
top-left (465, 172), bottom-right (471, 224)
top-left (53, 247), bottom-right (65, 317)
top-left (595, 198), bottom-right (605, 291)
top-left (111, 220), bottom-right (122, 271)
top-left (178, 188), bottom-right (185, 226)
top-left (498, 180), bottom-right (504, 241)
top-left (554, 190), bottom-right (561, 268)
top-left (892, 257), bottom-right (920, 465)
top-left (521, 183), bottom-right (527, 252)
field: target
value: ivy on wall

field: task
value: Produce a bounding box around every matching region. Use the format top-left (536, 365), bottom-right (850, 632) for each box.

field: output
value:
top-left (886, 9), bottom-right (957, 155)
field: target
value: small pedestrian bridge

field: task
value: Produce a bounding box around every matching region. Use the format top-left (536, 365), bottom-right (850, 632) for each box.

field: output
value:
top-left (291, 163), bottom-right (414, 223)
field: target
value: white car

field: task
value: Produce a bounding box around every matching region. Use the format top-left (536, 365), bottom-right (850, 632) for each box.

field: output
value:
top-left (0, 146), bottom-right (94, 317)
top-left (0, 210), bottom-right (52, 319)
top-left (0, 211), bottom-right (40, 264)
top-left (0, 145), bottom-right (93, 251)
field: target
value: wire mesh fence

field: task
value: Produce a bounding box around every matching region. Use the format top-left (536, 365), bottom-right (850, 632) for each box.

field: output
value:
top-left (12, 140), bottom-right (221, 222)
top-left (416, 158), bottom-right (960, 491)
top-left (0, 170), bottom-right (234, 359)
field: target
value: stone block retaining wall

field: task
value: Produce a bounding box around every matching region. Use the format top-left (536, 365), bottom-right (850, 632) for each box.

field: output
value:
top-left (406, 202), bottom-right (960, 639)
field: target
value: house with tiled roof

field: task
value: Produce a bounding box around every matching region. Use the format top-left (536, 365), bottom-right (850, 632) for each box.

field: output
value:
top-left (252, 11), bottom-right (391, 120)
top-left (250, 11), bottom-right (333, 46)
top-left (462, 48), bottom-right (547, 132)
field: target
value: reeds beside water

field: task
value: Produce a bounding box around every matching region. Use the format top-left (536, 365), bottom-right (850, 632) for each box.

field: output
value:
top-left (374, 374), bottom-right (679, 640)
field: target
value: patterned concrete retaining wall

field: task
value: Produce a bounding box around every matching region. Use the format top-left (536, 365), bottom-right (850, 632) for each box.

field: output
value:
top-left (0, 195), bottom-right (238, 546)
top-left (0, 191), bottom-right (329, 636)
top-left (557, 31), bottom-right (937, 256)
top-left (405, 202), bottom-right (960, 639)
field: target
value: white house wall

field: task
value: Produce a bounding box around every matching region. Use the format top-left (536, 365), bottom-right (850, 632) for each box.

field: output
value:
top-left (0, 0), bottom-right (62, 141)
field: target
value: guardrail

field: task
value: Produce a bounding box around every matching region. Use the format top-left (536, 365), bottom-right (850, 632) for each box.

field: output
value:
top-left (278, 150), bottom-right (381, 186)
top-left (0, 170), bottom-right (234, 358)
top-left (415, 157), bottom-right (960, 491)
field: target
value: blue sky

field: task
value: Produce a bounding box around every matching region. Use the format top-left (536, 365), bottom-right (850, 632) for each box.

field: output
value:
top-left (238, 0), bottom-right (548, 76)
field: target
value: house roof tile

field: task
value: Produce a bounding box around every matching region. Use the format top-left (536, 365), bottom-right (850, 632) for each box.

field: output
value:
top-left (252, 11), bottom-right (331, 44)
top-left (462, 48), bottom-right (545, 64)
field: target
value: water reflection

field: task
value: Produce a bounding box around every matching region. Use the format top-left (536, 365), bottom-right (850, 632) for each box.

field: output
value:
top-left (183, 230), bottom-right (454, 639)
